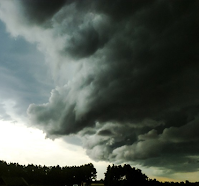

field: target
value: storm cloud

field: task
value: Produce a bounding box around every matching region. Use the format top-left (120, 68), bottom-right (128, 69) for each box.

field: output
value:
top-left (1, 0), bottom-right (199, 176)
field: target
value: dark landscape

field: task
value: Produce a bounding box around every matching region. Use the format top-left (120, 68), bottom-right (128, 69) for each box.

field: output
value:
top-left (0, 161), bottom-right (199, 186)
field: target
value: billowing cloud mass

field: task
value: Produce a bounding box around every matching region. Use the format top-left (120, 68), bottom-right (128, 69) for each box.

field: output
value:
top-left (1, 0), bottom-right (199, 176)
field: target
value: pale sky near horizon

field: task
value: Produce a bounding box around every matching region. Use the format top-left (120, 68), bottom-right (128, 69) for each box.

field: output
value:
top-left (0, 0), bottom-right (199, 182)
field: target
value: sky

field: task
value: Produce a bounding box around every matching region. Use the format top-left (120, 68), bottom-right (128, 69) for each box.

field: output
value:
top-left (0, 0), bottom-right (199, 182)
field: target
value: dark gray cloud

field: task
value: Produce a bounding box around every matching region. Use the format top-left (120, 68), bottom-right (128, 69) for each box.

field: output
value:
top-left (2, 0), bottom-right (199, 176)
top-left (20, 0), bottom-right (67, 25)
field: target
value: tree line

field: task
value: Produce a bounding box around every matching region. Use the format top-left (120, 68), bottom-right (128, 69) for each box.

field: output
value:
top-left (0, 160), bottom-right (96, 186)
top-left (1, 160), bottom-right (199, 186)
top-left (104, 164), bottom-right (148, 186)
top-left (104, 164), bottom-right (199, 186)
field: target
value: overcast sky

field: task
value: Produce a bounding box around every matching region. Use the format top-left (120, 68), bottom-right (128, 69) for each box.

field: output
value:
top-left (0, 0), bottom-right (199, 182)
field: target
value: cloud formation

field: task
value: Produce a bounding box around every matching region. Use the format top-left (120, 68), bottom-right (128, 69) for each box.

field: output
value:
top-left (1, 0), bottom-right (199, 176)
top-left (0, 103), bottom-right (12, 121)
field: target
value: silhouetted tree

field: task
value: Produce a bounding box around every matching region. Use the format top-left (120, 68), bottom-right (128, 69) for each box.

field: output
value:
top-left (0, 160), bottom-right (97, 186)
top-left (0, 160), bottom-right (198, 186)
top-left (104, 164), bottom-right (148, 186)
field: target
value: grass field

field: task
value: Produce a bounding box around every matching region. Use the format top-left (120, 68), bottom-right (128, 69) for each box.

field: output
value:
top-left (90, 184), bottom-right (104, 186)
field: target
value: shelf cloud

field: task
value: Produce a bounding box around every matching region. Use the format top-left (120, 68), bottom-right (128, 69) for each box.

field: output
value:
top-left (1, 0), bottom-right (199, 176)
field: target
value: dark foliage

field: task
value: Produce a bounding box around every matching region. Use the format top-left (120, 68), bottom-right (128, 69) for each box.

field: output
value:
top-left (104, 164), bottom-right (148, 186)
top-left (0, 160), bottom-right (96, 186)
top-left (104, 164), bottom-right (199, 186)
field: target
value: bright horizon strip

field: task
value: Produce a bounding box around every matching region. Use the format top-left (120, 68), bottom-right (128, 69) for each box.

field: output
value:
top-left (0, 119), bottom-right (109, 179)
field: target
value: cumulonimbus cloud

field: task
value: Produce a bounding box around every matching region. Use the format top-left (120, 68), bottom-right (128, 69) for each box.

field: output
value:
top-left (1, 0), bottom-right (199, 175)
